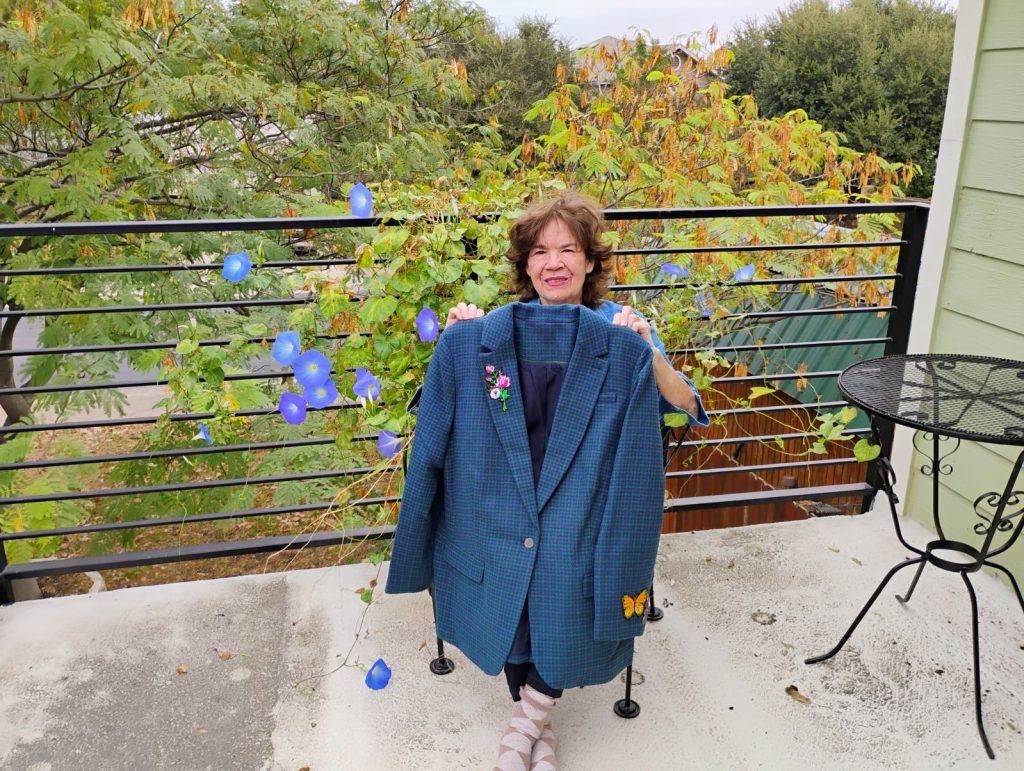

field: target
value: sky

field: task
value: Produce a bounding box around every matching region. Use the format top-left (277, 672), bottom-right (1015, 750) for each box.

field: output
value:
top-left (470, 0), bottom-right (799, 46)
top-left (470, 0), bottom-right (958, 46)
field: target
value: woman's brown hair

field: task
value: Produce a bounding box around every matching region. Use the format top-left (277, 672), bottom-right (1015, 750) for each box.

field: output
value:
top-left (506, 191), bottom-right (613, 309)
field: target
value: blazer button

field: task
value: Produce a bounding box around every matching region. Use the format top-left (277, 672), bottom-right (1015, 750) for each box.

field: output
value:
top-left (523, 537), bottom-right (535, 549)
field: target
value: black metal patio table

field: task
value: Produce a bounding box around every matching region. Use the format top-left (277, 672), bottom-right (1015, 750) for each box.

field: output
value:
top-left (805, 353), bottom-right (1024, 759)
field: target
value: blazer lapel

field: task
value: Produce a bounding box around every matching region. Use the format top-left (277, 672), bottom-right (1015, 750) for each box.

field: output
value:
top-left (535, 306), bottom-right (609, 514)
top-left (480, 305), bottom-right (538, 520)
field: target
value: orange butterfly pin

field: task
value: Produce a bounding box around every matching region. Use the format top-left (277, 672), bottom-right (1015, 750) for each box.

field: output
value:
top-left (622, 589), bottom-right (649, 620)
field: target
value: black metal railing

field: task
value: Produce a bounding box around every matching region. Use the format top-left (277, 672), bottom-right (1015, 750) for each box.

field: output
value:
top-left (0, 202), bottom-right (929, 602)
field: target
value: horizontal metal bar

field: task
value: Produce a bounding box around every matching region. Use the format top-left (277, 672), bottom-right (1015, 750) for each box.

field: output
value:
top-left (0, 332), bottom-right (363, 359)
top-left (1, 526), bottom-right (397, 579)
top-left (0, 466), bottom-right (391, 506)
top-left (0, 369), bottom-right (287, 396)
top-left (721, 305), bottom-right (892, 321)
top-left (0, 215), bottom-right (392, 238)
top-left (664, 483), bottom-right (874, 512)
top-left (0, 404), bottom-right (347, 435)
top-left (671, 428), bottom-right (870, 449)
top-left (0, 432), bottom-right (388, 472)
top-left (668, 457), bottom-right (858, 479)
top-left (711, 370), bottom-right (841, 385)
top-left (0, 296), bottom-right (310, 319)
top-left (610, 274), bottom-right (898, 294)
top-left (0, 203), bottom-right (926, 239)
top-left (614, 241), bottom-right (902, 256)
top-left (602, 203), bottom-right (923, 221)
top-left (0, 257), bottom-right (358, 278)
top-left (706, 401), bottom-right (848, 417)
top-left (0, 497), bottom-right (397, 541)
top-left (670, 338), bottom-right (890, 356)
top-left (0, 365), bottom-right (363, 396)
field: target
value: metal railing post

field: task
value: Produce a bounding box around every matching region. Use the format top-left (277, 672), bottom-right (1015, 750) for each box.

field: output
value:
top-left (866, 204), bottom-right (929, 509)
top-left (1, 543), bottom-right (14, 605)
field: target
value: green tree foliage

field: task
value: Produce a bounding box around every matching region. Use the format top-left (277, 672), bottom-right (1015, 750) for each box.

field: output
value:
top-left (0, 3), bottom-right (908, 560)
top-left (726, 0), bottom-right (954, 197)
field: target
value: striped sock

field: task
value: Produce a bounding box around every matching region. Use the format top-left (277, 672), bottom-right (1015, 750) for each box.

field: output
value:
top-left (530, 721), bottom-right (557, 770)
top-left (494, 685), bottom-right (557, 771)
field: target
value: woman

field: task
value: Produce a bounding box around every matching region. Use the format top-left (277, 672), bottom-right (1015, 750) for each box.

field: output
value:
top-left (448, 192), bottom-right (708, 429)
top-left (445, 192), bottom-right (708, 770)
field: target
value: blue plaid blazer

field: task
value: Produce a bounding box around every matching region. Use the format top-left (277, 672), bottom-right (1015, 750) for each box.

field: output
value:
top-left (385, 302), bottom-right (665, 689)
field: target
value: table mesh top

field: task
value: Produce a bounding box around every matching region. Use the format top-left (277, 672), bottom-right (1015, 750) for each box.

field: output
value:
top-left (838, 354), bottom-right (1024, 445)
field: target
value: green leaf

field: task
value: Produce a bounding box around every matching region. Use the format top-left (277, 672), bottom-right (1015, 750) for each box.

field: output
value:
top-left (663, 413), bottom-right (690, 428)
top-left (854, 439), bottom-right (881, 463)
top-left (748, 386), bottom-right (776, 401)
top-left (175, 340), bottom-right (198, 356)
top-left (360, 296), bottom-right (399, 325)
top-left (360, 587), bottom-right (374, 604)
top-left (646, 70), bottom-right (665, 82)
top-left (462, 278), bottom-right (499, 306)
top-left (368, 543), bottom-right (391, 565)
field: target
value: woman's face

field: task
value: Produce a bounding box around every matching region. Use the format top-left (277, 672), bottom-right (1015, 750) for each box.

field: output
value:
top-left (526, 219), bottom-right (595, 306)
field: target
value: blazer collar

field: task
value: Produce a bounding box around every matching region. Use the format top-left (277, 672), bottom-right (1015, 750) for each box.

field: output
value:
top-left (480, 303), bottom-right (610, 517)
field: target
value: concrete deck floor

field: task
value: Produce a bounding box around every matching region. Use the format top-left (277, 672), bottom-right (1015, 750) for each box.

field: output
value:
top-left (2, 507), bottom-right (1023, 770)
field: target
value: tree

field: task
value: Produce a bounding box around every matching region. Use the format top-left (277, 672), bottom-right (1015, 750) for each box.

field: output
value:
top-left (414, 4), bottom-right (574, 150)
top-left (1, 5), bottom-right (909, 562)
top-left (726, 0), bottom-right (954, 197)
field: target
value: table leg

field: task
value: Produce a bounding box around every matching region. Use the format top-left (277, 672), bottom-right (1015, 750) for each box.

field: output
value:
top-left (981, 560), bottom-right (1024, 616)
top-left (805, 556), bottom-right (925, 665)
top-left (896, 558), bottom-right (928, 604)
top-left (962, 572), bottom-right (995, 759)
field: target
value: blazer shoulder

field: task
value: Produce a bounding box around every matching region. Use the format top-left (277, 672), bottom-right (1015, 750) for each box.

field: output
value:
top-left (438, 318), bottom-right (484, 349)
top-left (605, 321), bottom-right (654, 366)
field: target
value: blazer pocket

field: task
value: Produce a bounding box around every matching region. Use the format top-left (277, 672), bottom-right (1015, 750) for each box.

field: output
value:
top-left (580, 573), bottom-right (594, 598)
top-left (442, 542), bottom-right (484, 583)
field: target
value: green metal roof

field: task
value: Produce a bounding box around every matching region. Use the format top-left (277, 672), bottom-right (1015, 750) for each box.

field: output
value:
top-left (718, 290), bottom-right (888, 419)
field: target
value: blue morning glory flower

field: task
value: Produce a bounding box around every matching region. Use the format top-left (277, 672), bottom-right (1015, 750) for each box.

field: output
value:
top-left (278, 392), bottom-right (307, 425)
top-left (660, 263), bottom-right (690, 279)
top-left (271, 331), bottom-right (302, 366)
top-left (221, 251), bottom-right (252, 283)
top-left (353, 367), bottom-right (382, 401)
top-left (695, 291), bottom-right (713, 319)
top-left (734, 264), bottom-right (756, 282)
top-left (415, 307), bottom-right (439, 342)
top-left (195, 422), bottom-right (212, 445)
top-left (365, 658), bottom-right (392, 690)
top-left (304, 378), bottom-right (338, 410)
top-left (349, 182), bottom-right (373, 218)
top-left (293, 350), bottom-right (331, 388)
top-left (377, 430), bottom-right (403, 459)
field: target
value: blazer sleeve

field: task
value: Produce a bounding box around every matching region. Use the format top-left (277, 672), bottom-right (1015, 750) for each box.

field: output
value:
top-left (592, 348), bottom-right (666, 641)
top-left (385, 331), bottom-right (455, 594)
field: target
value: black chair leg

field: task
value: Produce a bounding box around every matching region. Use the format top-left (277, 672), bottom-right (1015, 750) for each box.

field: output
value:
top-left (430, 636), bottom-right (455, 675)
top-left (429, 588), bottom-right (454, 675)
top-left (613, 665), bottom-right (641, 718)
top-left (646, 583), bottom-right (664, 622)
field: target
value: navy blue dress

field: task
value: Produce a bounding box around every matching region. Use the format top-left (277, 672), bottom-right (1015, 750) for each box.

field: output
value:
top-left (504, 358), bottom-right (567, 699)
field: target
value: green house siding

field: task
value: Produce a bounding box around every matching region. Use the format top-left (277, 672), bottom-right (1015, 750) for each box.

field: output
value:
top-left (905, 0), bottom-right (1024, 580)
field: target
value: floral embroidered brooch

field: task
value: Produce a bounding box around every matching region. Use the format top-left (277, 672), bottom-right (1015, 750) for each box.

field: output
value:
top-left (484, 364), bottom-right (511, 412)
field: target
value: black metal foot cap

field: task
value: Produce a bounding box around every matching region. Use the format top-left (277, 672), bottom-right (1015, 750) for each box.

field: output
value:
top-left (646, 606), bottom-right (664, 622)
top-left (429, 657), bottom-right (455, 675)
top-left (613, 698), bottom-right (640, 719)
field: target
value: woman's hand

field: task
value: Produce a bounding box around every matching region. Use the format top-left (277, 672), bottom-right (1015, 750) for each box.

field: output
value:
top-left (445, 302), bottom-right (485, 328)
top-left (611, 305), bottom-right (655, 349)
